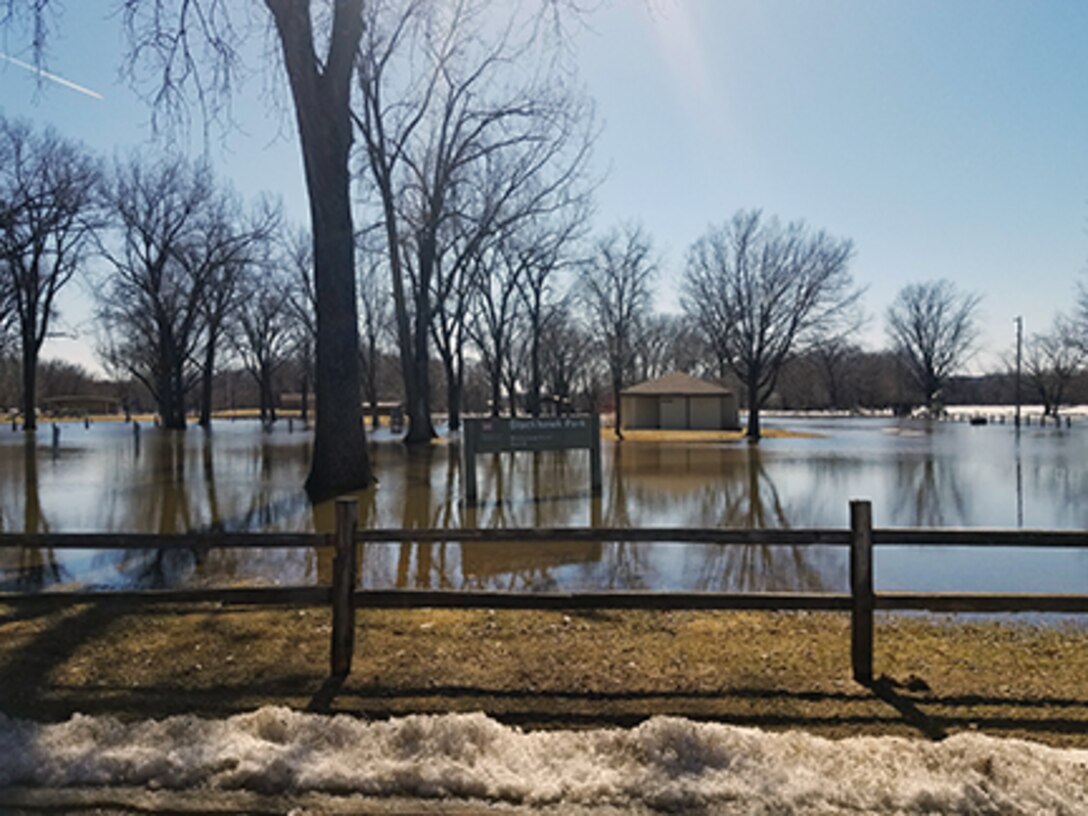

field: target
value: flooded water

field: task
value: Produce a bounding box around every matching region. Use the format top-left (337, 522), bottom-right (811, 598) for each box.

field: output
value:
top-left (1, 416), bottom-right (1086, 598)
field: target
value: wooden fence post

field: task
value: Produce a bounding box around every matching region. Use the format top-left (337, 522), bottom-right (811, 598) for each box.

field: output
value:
top-left (331, 497), bottom-right (359, 678)
top-left (850, 499), bottom-right (874, 684)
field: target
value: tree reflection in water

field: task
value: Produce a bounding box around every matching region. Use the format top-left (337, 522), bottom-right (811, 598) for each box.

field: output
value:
top-left (8, 437), bottom-right (63, 590)
top-left (358, 441), bottom-right (837, 594)
top-left (611, 443), bottom-right (833, 593)
top-left (892, 454), bottom-right (967, 528)
top-left (112, 431), bottom-right (201, 589)
top-left (6, 419), bottom-right (1084, 595)
top-left (694, 446), bottom-right (830, 593)
top-left (599, 444), bottom-right (647, 590)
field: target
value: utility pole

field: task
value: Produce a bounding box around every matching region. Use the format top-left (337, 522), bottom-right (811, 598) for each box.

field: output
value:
top-left (1014, 316), bottom-right (1023, 429)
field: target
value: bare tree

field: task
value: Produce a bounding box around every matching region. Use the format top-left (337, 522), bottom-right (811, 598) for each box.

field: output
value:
top-left (631, 314), bottom-right (709, 382)
top-left (262, 0), bottom-right (371, 494)
top-left (429, 222), bottom-right (478, 431)
top-left (430, 140), bottom-right (591, 430)
top-left (809, 337), bottom-right (864, 410)
top-left (515, 208), bottom-right (588, 417)
top-left (283, 228), bottom-right (316, 427)
top-left (682, 210), bottom-right (860, 440)
top-left (580, 223), bottom-right (657, 439)
top-left (539, 301), bottom-right (591, 414)
top-left (353, 0), bottom-right (435, 443)
top-left (1076, 276), bottom-right (1088, 352)
top-left (194, 197), bottom-right (280, 428)
top-left (468, 240), bottom-right (526, 416)
top-left (358, 251), bottom-right (392, 430)
top-left (687, 211), bottom-right (857, 441)
top-left (234, 264), bottom-right (295, 427)
top-left (4, 1), bottom-right (373, 496)
top-left (97, 156), bottom-right (219, 429)
top-left (0, 117), bottom-right (101, 431)
top-left (1022, 317), bottom-right (1084, 419)
top-left (354, 0), bottom-right (594, 441)
top-left (886, 279), bottom-right (981, 414)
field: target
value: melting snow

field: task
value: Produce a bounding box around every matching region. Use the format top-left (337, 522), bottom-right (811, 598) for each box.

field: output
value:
top-left (1, 707), bottom-right (1086, 813)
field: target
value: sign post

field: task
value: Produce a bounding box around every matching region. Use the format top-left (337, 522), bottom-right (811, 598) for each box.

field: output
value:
top-left (462, 414), bottom-right (602, 505)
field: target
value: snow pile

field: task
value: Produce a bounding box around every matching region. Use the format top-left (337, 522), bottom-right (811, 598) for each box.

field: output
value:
top-left (1, 708), bottom-right (1086, 813)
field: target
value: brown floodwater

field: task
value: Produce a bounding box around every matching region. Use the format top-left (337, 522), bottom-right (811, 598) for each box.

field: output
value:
top-left (1, 416), bottom-right (1086, 599)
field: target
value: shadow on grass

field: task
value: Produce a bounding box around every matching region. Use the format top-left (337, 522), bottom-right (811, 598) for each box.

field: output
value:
top-left (0, 603), bottom-right (130, 720)
top-left (6, 673), bottom-right (1088, 743)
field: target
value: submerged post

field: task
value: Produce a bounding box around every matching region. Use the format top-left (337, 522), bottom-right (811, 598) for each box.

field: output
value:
top-left (331, 496), bottom-right (359, 678)
top-left (849, 499), bottom-right (874, 684)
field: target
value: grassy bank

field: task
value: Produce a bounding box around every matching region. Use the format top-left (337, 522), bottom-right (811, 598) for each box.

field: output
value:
top-left (1, 604), bottom-right (1086, 747)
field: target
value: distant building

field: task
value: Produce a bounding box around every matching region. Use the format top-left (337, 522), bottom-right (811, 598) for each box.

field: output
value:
top-left (620, 372), bottom-right (740, 431)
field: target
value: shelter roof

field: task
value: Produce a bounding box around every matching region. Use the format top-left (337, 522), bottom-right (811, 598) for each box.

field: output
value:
top-left (620, 372), bottom-right (732, 397)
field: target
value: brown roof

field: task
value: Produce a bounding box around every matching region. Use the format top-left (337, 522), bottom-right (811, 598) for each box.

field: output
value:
top-left (620, 372), bottom-right (732, 397)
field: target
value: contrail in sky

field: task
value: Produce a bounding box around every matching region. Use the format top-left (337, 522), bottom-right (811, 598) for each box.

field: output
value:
top-left (0, 52), bottom-right (104, 100)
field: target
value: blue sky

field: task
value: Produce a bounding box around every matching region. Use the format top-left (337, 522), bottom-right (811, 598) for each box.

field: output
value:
top-left (2, 0), bottom-right (1087, 375)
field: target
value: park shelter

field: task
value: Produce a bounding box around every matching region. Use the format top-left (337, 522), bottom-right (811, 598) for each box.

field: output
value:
top-left (620, 372), bottom-right (740, 431)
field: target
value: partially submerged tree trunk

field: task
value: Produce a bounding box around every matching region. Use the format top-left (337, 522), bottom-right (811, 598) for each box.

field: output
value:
top-left (611, 374), bottom-right (624, 441)
top-left (746, 383), bottom-right (762, 442)
top-left (20, 338), bottom-right (38, 432)
top-left (267, 0), bottom-right (371, 499)
top-left (198, 341), bottom-right (216, 428)
top-left (1, 121), bottom-right (100, 435)
top-left (406, 241), bottom-right (437, 443)
top-left (156, 356), bottom-right (188, 430)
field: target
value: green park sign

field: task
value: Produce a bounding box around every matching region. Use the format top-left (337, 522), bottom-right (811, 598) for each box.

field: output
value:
top-left (462, 415), bottom-right (602, 505)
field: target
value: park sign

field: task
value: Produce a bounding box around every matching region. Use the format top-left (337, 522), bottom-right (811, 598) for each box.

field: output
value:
top-left (462, 415), bottom-right (602, 505)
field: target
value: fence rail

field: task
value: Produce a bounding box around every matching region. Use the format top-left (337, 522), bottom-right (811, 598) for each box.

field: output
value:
top-left (1, 499), bottom-right (1085, 682)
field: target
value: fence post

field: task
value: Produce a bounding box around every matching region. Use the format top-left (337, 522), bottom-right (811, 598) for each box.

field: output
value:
top-left (331, 497), bottom-right (359, 678)
top-left (849, 499), bottom-right (874, 684)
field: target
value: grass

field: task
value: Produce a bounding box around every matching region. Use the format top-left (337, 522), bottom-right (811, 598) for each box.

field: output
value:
top-left (1, 603), bottom-right (1086, 747)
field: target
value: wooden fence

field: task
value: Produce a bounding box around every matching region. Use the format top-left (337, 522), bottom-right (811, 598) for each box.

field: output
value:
top-left (1, 499), bottom-right (1086, 683)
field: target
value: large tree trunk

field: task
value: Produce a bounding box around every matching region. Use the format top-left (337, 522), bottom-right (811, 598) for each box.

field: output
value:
top-left (528, 330), bottom-right (542, 418)
top-left (260, 368), bottom-right (277, 425)
top-left (158, 387), bottom-right (185, 429)
top-left (20, 338), bottom-right (37, 432)
top-left (440, 352), bottom-right (459, 432)
top-left (198, 340), bottom-right (215, 428)
top-left (746, 380), bottom-right (762, 442)
top-left (364, 336), bottom-right (380, 430)
top-left (490, 362), bottom-right (502, 417)
top-left (405, 246), bottom-right (436, 444)
top-left (256, 367), bottom-right (269, 424)
top-left (447, 345), bottom-right (464, 432)
top-left (159, 360), bottom-right (188, 430)
top-left (611, 374), bottom-right (623, 441)
top-left (268, 0), bottom-right (371, 499)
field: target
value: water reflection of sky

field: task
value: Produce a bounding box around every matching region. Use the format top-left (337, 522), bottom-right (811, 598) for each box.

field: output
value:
top-left (1, 417), bottom-right (1086, 598)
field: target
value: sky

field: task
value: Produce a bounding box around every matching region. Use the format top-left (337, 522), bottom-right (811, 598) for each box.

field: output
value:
top-left (2, 0), bottom-right (1087, 376)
